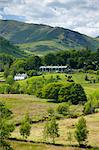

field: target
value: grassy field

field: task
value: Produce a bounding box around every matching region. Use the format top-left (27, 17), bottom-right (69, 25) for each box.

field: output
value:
top-left (11, 113), bottom-right (99, 148)
top-left (0, 72), bottom-right (99, 150)
top-left (0, 94), bottom-right (83, 123)
top-left (9, 141), bottom-right (99, 150)
top-left (0, 94), bottom-right (58, 123)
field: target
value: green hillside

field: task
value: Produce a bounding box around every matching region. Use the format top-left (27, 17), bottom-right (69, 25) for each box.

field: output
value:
top-left (0, 36), bottom-right (26, 57)
top-left (0, 20), bottom-right (99, 55)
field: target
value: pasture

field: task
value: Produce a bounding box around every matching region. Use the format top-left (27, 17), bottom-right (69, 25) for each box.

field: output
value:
top-left (0, 72), bottom-right (99, 150)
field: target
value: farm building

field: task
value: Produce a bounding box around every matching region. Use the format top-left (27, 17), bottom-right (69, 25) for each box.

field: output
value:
top-left (39, 65), bottom-right (71, 72)
top-left (14, 73), bottom-right (28, 81)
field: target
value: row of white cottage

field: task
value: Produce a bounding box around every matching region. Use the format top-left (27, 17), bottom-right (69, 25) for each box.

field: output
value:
top-left (14, 66), bottom-right (71, 80)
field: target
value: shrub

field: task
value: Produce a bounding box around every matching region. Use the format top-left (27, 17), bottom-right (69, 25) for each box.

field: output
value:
top-left (69, 84), bottom-right (87, 105)
top-left (20, 114), bottom-right (31, 139)
top-left (42, 82), bottom-right (87, 104)
top-left (0, 84), bottom-right (11, 94)
top-left (43, 117), bottom-right (59, 143)
top-left (58, 83), bottom-right (87, 104)
top-left (6, 75), bottom-right (14, 85)
top-left (83, 101), bottom-right (95, 115)
top-left (75, 117), bottom-right (89, 146)
top-left (56, 103), bottom-right (69, 115)
top-left (42, 82), bottom-right (62, 102)
top-left (58, 83), bottom-right (72, 102)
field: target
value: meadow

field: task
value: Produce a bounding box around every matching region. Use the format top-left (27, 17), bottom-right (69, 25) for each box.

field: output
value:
top-left (0, 72), bottom-right (99, 150)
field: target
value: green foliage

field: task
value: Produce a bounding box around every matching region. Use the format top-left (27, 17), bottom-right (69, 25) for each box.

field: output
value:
top-left (0, 102), bottom-right (15, 149)
top-left (0, 84), bottom-right (11, 94)
top-left (83, 101), bottom-right (95, 115)
top-left (59, 83), bottom-right (86, 105)
top-left (58, 84), bottom-right (72, 103)
top-left (43, 117), bottom-right (59, 143)
top-left (20, 113), bottom-right (31, 139)
top-left (4, 65), bottom-right (10, 78)
top-left (25, 56), bottom-right (42, 71)
top-left (47, 107), bottom-right (55, 117)
top-left (56, 103), bottom-right (69, 116)
top-left (21, 75), bottom-right (87, 105)
top-left (42, 82), bottom-right (62, 101)
top-left (68, 84), bottom-right (87, 105)
top-left (6, 75), bottom-right (14, 85)
top-left (75, 117), bottom-right (88, 146)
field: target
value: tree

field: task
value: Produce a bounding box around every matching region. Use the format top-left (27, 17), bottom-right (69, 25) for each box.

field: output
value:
top-left (43, 117), bottom-right (59, 144)
top-left (44, 53), bottom-right (57, 65)
top-left (69, 84), bottom-right (87, 105)
top-left (75, 117), bottom-right (88, 146)
top-left (20, 113), bottom-right (31, 139)
top-left (0, 102), bottom-right (15, 149)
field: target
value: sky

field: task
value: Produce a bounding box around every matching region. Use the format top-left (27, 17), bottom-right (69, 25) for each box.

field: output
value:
top-left (0, 0), bottom-right (99, 37)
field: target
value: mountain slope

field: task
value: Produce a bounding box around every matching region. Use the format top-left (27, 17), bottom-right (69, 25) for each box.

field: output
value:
top-left (0, 20), bottom-right (99, 55)
top-left (0, 36), bottom-right (25, 57)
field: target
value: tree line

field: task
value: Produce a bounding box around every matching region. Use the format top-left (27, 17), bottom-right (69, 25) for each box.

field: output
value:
top-left (0, 48), bottom-right (99, 76)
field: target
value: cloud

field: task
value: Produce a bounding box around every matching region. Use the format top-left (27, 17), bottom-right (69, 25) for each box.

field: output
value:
top-left (0, 0), bottom-right (99, 37)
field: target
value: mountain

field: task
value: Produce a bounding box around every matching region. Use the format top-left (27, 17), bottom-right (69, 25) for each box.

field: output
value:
top-left (0, 36), bottom-right (25, 57)
top-left (0, 20), bottom-right (99, 55)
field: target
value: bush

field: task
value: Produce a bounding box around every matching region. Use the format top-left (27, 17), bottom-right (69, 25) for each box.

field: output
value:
top-left (69, 84), bottom-right (87, 105)
top-left (0, 84), bottom-right (11, 94)
top-left (83, 101), bottom-right (95, 115)
top-left (75, 117), bottom-right (89, 146)
top-left (6, 75), bottom-right (14, 85)
top-left (56, 103), bottom-right (69, 116)
top-left (42, 82), bottom-right (62, 102)
top-left (58, 83), bottom-right (72, 102)
top-left (58, 83), bottom-right (87, 104)
top-left (42, 82), bottom-right (87, 104)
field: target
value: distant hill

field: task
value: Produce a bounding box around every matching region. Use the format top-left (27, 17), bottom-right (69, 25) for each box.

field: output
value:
top-left (0, 36), bottom-right (25, 57)
top-left (0, 20), bottom-right (99, 55)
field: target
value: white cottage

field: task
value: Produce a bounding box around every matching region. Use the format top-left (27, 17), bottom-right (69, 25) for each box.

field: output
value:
top-left (14, 73), bottom-right (28, 81)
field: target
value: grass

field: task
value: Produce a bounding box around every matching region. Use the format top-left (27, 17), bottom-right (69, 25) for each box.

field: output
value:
top-left (11, 113), bottom-right (99, 148)
top-left (0, 94), bottom-right (83, 123)
top-left (9, 141), bottom-right (97, 150)
top-left (0, 72), bottom-right (99, 150)
top-left (0, 94), bottom-right (58, 123)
